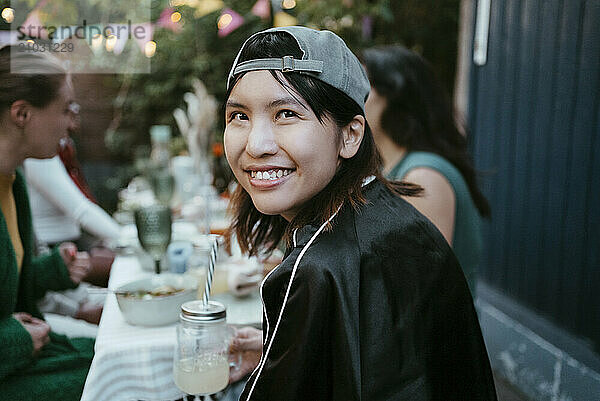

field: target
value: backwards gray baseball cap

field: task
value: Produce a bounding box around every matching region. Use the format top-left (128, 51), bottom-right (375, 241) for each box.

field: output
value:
top-left (227, 26), bottom-right (370, 111)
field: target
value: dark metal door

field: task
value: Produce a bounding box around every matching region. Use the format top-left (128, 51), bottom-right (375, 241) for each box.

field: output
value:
top-left (469, 0), bottom-right (600, 350)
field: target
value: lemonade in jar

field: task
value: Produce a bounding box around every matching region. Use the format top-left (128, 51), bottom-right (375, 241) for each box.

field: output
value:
top-left (173, 301), bottom-right (235, 396)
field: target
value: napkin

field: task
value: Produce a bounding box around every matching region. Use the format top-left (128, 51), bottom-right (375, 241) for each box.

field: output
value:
top-left (227, 258), bottom-right (263, 297)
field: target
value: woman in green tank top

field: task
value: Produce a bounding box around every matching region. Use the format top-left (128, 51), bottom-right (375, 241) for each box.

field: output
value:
top-left (362, 46), bottom-right (491, 296)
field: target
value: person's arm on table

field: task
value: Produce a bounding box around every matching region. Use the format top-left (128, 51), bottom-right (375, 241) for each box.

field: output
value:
top-left (24, 157), bottom-right (120, 241)
top-left (30, 242), bottom-right (90, 300)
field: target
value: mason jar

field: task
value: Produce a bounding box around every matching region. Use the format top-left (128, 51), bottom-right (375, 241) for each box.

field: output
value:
top-left (173, 300), bottom-right (234, 396)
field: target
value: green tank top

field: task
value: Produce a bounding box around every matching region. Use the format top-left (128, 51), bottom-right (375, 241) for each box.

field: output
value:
top-left (388, 151), bottom-right (482, 296)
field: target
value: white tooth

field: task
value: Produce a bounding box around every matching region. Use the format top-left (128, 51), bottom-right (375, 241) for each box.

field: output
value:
top-left (264, 171), bottom-right (271, 179)
top-left (277, 170), bottom-right (283, 178)
top-left (270, 174), bottom-right (277, 180)
top-left (251, 171), bottom-right (256, 178)
top-left (257, 171), bottom-right (263, 179)
top-left (283, 170), bottom-right (289, 176)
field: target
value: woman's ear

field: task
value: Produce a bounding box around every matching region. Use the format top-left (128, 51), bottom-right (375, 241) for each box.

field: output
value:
top-left (10, 100), bottom-right (30, 129)
top-left (339, 115), bottom-right (365, 159)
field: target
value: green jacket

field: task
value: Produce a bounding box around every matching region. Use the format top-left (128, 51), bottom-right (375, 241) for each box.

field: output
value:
top-left (0, 170), bottom-right (93, 401)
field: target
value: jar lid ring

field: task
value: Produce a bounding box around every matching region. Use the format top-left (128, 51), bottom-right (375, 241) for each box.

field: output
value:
top-left (180, 300), bottom-right (226, 321)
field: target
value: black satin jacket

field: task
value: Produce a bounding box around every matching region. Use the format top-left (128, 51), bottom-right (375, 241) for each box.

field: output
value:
top-left (240, 179), bottom-right (497, 401)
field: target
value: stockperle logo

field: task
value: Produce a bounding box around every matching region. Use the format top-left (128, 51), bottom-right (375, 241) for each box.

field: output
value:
top-left (4, 0), bottom-right (154, 74)
top-left (17, 20), bottom-right (150, 43)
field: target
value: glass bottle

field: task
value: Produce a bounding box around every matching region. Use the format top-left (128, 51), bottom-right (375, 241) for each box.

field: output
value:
top-left (149, 125), bottom-right (174, 205)
top-left (150, 125), bottom-right (171, 170)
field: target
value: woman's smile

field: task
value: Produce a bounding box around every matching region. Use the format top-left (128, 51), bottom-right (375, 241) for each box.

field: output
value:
top-left (246, 166), bottom-right (295, 189)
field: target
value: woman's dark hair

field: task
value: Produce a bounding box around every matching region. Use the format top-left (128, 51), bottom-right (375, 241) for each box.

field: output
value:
top-left (362, 45), bottom-right (490, 217)
top-left (225, 32), bottom-right (421, 256)
top-left (0, 45), bottom-right (67, 113)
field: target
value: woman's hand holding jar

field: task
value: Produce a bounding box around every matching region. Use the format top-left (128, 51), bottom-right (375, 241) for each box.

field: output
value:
top-left (229, 326), bottom-right (262, 383)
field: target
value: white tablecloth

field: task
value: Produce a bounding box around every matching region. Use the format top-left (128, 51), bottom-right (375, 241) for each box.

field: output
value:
top-left (81, 255), bottom-right (262, 401)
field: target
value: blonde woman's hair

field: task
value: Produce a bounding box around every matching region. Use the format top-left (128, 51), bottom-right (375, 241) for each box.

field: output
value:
top-left (0, 45), bottom-right (68, 113)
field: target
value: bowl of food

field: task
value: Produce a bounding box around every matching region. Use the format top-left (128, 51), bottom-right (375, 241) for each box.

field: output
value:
top-left (115, 274), bottom-right (198, 326)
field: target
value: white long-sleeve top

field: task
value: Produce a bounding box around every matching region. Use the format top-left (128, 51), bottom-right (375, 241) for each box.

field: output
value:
top-left (23, 156), bottom-right (121, 244)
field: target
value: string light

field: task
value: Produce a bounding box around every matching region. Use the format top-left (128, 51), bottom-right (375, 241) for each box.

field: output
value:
top-left (282, 0), bottom-right (296, 10)
top-left (217, 13), bottom-right (232, 29)
top-left (171, 12), bottom-right (182, 23)
top-left (105, 34), bottom-right (117, 52)
top-left (1, 7), bottom-right (14, 23)
top-left (145, 40), bottom-right (157, 58)
top-left (91, 33), bottom-right (103, 51)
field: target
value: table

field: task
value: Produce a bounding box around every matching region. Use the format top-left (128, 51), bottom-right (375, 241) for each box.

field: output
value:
top-left (81, 255), bottom-right (263, 401)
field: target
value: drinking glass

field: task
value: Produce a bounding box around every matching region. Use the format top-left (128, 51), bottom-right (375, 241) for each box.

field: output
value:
top-left (134, 204), bottom-right (172, 274)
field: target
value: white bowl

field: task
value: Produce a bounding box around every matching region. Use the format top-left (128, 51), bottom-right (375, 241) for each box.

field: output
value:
top-left (115, 274), bottom-right (198, 326)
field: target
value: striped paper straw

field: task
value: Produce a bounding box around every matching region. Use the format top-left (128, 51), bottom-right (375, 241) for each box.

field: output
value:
top-left (202, 236), bottom-right (219, 308)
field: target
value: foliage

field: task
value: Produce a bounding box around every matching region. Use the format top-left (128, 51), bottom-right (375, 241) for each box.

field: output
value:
top-left (112, 0), bottom-right (460, 155)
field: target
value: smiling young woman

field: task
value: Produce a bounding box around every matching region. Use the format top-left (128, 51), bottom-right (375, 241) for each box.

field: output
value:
top-left (225, 70), bottom-right (344, 220)
top-left (223, 27), bottom-right (497, 401)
